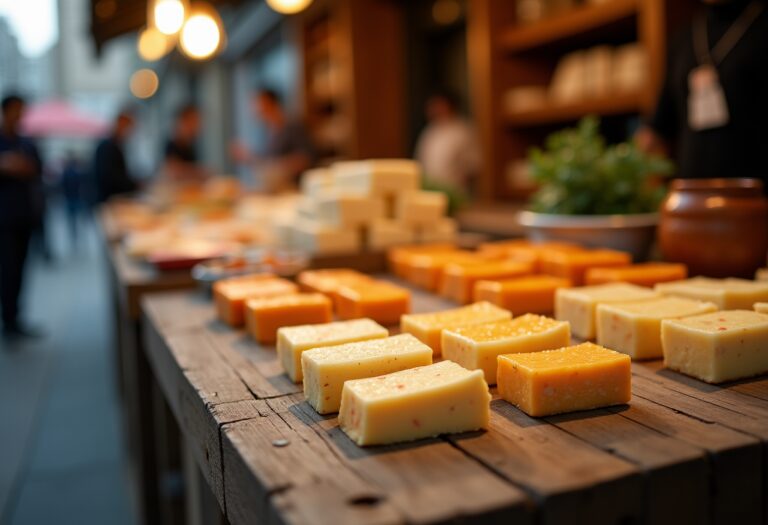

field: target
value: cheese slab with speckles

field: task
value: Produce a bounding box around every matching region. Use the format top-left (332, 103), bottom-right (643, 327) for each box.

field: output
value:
top-left (656, 277), bottom-right (768, 310)
top-left (339, 360), bottom-right (490, 446)
top-left (302, 333), bottom-right (433, 414)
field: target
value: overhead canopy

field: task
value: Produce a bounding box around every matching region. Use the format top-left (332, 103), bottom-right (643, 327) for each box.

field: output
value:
top-left (21, 100), bottom-right (109, 138)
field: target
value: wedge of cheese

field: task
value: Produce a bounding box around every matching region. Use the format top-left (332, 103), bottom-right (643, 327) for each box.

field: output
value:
top-left (302, 333), bottom-right (433, 414)
top-left (332, 159), bottom-right (420, 196)
top-left (297, 268), bottom-right (373, 309)
top-left (315, 193), bottom-right (385, 228)
top-left (440, 260), bottom-right (534, 304)
top-left (755, 302), bottom-right (768, 314)
top-left (394, 191), bottom-right (448, 225)
top-left (473, 275), bottom-right (571, 315)
top-left (540, 249), bottom-right (631, 285)
top-left (597, 297), bottom-right (718, 360)
top-left (497, 342), bottom-right (631, 417)
top-left (442, 314), bottom-right (570, 384)
top-left (387, 243), bottom-right (457, 278)
top-left (661, 310), bottom-right (768, 383)
top-left (290, 220), bottom-right (360, 255)
top-left (367, 219), bottom-right (416, 251)
top-left (415, 218), bottom-right (458, 244)
top-left (244, 293), bottom-right (332, 344)
top-left (277, 319), bottom-right (389, 383)
top-left (214, 274), bottom-right (298, 327)
top-left (338, 360), bottom-right (490, 446)
top-left (585, 263), bottom-right (688, 287)
top-left (556, 283), bottom-right (660, 339)
top-left (335, 280), bottom-right (411, 325)
top-left (401, 301), bottom-right (511, 355)
top-left (656, 277), bottom-right (768, 309)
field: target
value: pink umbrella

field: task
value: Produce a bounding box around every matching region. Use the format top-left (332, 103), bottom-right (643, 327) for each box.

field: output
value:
top-left (21, 99), bottom-right (109, 138)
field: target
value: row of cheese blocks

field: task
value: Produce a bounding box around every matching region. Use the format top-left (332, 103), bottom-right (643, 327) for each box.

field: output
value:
top-left (388, 242), bottom-right (687, 309)
top-left (276, 303), bottom-right (630, 446)
top-left (555, 278), bottom-right (768, 383)
top-left (276, 160), bottom-right (456, 255)
top-left (213, 270), bottom-right (413, 341)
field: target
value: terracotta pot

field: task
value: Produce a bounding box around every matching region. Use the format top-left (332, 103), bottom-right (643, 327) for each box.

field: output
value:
top-left (659, 178), bottom-right (768, 278)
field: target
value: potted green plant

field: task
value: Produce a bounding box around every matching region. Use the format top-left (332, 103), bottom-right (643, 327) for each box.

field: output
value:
top-left (518, 116), bottom-right (673, 260)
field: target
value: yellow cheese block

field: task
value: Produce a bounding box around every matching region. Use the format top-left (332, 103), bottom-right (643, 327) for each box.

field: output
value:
top-left (755, 302), bottom-right (768, 314)
top-left (656, 277), bottom-right (768, 309)
top-left (497, 342), bottom-right (631, 417)
top-left (296, 269), bottom-right (373, 310)
top-left (277, 319), bottom-right (389, 383)
top-left (335, 280), bottom-right (411, 325)
top-left (367, 219), bottom-right (416, 251)
top-left (213, 274), bottom-right (298, 327)
top-left (401, 301), bottom-right (511, 355)
top-left (442, 314), bottom-right (570, 384)
top-left (415, 218), bottom-right (458, 244)
top-left (597, 297), bottom-right (718, 360)
top-left (556, 283), bottom-right (660, 340)
top-left (315, 193), bottom-right (386, 228)
top-left (339, 360), bottom-right (490, 446)
top-left (290, 220), bottom-right (360, 255)
top-left (585, 263), bottom-right (688, 287)
top-left (387, 243), bottom-right (457, 278)
top-left (302, 333), bottom-right (433, 414)
top-left (473, 275), bottom-right (571, 315)
top-left (439, 260), bottom-right (534, 304)
top-left (332, 159), bottom-right (421, 196)
top-left (661, 310), bottom-right (768, 383)
top-left (405, 251), bottom-right (489, 291)
top-left (244, 293), bottom-right (333, 344)
top-left (394, 191), bottom-right (448, 226)
top-left (540, 249), bottom-right (631, 285)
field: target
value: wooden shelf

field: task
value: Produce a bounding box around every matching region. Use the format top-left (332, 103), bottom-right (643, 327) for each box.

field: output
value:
top-left (504, 91), bottom-right (643, 127)
top-left (499, 0), bottom-right (639, 53)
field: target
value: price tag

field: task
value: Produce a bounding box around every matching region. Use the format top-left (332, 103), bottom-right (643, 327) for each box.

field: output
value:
top-left (687, 65), bottom-right (730, 131)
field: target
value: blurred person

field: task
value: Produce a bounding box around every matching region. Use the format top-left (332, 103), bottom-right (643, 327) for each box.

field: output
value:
top-left (61, 151), bottom-right (85, 249)
top-left (230, 87), bottom-right (314, 192)
top-left (159, 103), bottom-right (210, 184)
top-left (0, 93), bottom-right (44, 340)
top-left (636, 0), bottom-right (768, 183)
top-left (415, 90), bottom-right (480, 194)
top-left (93, 109), bottom-right (139, 202)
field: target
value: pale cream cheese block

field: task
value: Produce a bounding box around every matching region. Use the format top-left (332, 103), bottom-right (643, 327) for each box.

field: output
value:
top-left (332, 159), bottom-right (420, 196)
top-left (296, 197), bottom-right (317, 220)
top-left (394, 191), bottom-right (448, 226)
top-left (555, 283), bottom-right (660, 340)
top-left (442, 314), bottom-right (570, 384)
top-left (661, 310), bottom-right (768, 383)
top-left (299, 167), bottom-right (332, 198)
top-left (302, 333), bottom-right (433, 414)
top-left (755, 302), bottom-right (768, 314)
top-left (401, 301), bottom-right (512, 355)
top-left (338, 360), bottom-right (490, 446)
top-left (656, 277), bottom-right (768, 309)
top-left (277, 319), bottom-right (389, 383)
top-left (290, 219), bottom-right (360, 255)
top-left (415, 218), bottom-right (457, 244)
top-left (367, 219), bottom-right (416, 251)
top-left (596, 297), bottom-right (718, 360)
top-left (315, 193), bottom-right (385, 228)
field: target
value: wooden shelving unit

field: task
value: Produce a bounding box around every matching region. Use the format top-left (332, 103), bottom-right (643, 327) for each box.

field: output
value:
top-left (468, 0), bottom-right (697, 200)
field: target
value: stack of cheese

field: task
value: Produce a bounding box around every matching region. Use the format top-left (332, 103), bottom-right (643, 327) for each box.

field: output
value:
top-left (278, 159), bottom-right (456, 256)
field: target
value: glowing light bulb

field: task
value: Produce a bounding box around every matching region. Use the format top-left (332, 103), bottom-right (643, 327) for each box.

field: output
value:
top-left (137, 26), bottom-right (173, 62)
top-left (130, 69), bottom-right (160, 99)
top-left (265, 0), bottom-right (313, 15)
top-left (179, 7), bottom-right (223, 60)
top-left (154, 0), bottom-right (185, 35)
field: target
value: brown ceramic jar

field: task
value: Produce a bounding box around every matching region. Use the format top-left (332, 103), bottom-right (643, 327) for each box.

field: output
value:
top-left (659, 178), bottom-right (768, 278)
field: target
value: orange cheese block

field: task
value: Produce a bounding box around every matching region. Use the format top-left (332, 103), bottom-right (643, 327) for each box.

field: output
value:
top-left (479, 240), bottom-right (582, 271)
top-left (497, 342), bottom-right (631, 417)
top-left (439, 260), bottom-right (534, 304)
top-left (539, 249), bottom-right (631, 286)
top-left (335, 280), bottom-right (411, 325)
top-left (296, 268), bottom-right (374, 309)
top-left (585, 263), bottom-right (688, 287)
top-left (244, 293), bottom-right (333, 344)
top-left (405, 251), bottom-right (490, 291)
top-left (387, 243), bottom-right (457, 278)
top-left (213, 274), bottom-right (298, 327)
top-left (473, 275), bottom-right (572, 315)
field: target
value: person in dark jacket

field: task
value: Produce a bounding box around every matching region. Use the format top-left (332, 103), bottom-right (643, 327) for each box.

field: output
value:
top-left (93, 109), bottom-right (138, 202)
top-left (0, 93), bottom-right (44, 340)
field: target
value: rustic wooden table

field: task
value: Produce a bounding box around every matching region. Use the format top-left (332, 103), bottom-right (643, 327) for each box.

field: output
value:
top-left (141, 283), bottom-right (768, 525)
